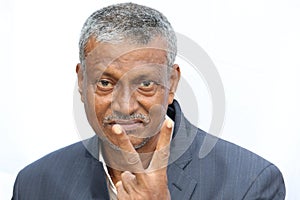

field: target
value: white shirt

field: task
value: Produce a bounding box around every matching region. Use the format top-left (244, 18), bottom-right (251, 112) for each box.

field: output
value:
top-left (99, 148), bottom-right (118, 200)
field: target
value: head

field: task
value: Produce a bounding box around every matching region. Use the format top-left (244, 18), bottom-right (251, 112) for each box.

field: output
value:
top-left (76, 3), bottom-right (180, 153)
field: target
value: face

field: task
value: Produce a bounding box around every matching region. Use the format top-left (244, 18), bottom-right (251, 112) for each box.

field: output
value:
top-left (77, 37), bottom-right (180, 153)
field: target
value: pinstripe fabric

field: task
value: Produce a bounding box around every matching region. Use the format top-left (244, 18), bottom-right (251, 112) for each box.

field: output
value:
top-left (12, 100), bottom-right (285, 200)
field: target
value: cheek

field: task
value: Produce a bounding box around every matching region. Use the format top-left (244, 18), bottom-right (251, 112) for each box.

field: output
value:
top-left (136, 88), bottom-right (169, 110)
top-left (94, 94), bottom-right (112, 120)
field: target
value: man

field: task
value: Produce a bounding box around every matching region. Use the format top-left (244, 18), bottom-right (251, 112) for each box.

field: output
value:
top-left (12, 3), bottom-right (285, 200)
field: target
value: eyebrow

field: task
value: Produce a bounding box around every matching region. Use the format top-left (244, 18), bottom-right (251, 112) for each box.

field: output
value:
top-left (100, 70), bottom-right (163, 81)
top-left (101, 71), bottom-right (117, 79)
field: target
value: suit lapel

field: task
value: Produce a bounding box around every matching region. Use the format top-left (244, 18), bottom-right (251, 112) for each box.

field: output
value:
top-left (83, 136), bottom-right (110, 200)
top-left (168, 150), bottom-right (197, 200)
top-left (167, 100), bottom-right (199, 199)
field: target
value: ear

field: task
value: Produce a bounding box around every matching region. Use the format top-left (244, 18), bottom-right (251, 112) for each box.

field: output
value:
top-left (168, 64), bottom-right (181, 105)
top-left (76, 63), bottom-right (84, 102)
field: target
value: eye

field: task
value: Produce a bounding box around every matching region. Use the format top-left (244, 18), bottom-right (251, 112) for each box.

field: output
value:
top-left (96, 79), bottom-right (114, 91)
top-left (138, 80), bottom-right (157, 92)
top-left (141, 80), bottom-right (154, 87)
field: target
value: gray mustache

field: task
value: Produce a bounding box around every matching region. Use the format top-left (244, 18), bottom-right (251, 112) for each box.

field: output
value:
top-left (103, 113), bottom-right (150, 123)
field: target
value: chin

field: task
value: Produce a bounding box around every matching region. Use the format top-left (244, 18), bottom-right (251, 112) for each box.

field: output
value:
top-left (128, 135), bottom-right (150, 149)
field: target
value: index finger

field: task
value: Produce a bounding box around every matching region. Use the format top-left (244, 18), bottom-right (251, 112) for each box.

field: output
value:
top-left (156, 118), bottom-right (173, 150)
top-left (145, 118), bottom-right (173, 172)
top-left (108, 124), bottom-right (144, 172)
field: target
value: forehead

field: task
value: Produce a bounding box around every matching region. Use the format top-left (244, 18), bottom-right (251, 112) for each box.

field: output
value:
top-left (85, 37), bottom-right (169, 70)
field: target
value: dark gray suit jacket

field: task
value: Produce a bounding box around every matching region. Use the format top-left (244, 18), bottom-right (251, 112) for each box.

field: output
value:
top-left (12, 100), bottom-right (285, 199)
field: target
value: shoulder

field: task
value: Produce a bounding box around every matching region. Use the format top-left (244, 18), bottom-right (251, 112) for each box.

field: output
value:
top-left (186, 128), bottom-right (286, 199)
top-left (17, 136), bottom-right (99, 176)
top-left (21, 140), bottom-right (86, 173)
top-left (14, 141), bottom-right (84, 185)
top-left (192, 128), bottom-right (273, 169)
top-left (13, 140), bottom-right (91, 196)
top-left (12, 137), bottom-right (107, 199)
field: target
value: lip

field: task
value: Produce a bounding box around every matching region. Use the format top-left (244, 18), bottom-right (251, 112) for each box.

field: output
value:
top-left (107, 120), bottom-right (144, 133)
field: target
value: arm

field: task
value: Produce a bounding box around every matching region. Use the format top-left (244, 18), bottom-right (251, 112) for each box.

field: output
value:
top-left (242, 164), bottom-right (286, 200)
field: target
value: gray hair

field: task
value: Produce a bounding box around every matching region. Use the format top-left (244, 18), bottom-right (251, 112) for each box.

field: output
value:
top-left (79, 2), bottom-right (177, 68)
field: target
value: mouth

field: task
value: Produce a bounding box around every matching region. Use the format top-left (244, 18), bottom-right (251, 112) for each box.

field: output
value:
top-left (107, 120), bottom-right (145, 134)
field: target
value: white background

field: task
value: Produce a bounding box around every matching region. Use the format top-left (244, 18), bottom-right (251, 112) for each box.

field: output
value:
top-left (1, 0), bottom-right (299, 199)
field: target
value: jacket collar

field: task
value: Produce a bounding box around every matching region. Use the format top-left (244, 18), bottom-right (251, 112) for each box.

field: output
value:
top-left (167, 100), bottom-right (198, 199)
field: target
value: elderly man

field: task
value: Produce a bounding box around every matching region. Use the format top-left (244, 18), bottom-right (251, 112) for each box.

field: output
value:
top-left (12, 3), bottom-right (285, 200)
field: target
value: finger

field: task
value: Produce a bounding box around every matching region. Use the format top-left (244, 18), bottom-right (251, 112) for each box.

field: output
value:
top-left (145, 118), bottom-right (173, 172)
top-left (116, 181), bottom-right (130, 200)
top-left (112, 124), bottom-right (136, 153)
top-left (120, 171), bottom-right (138, 194)
top-left (156, 118), bottom-right (173, 150)
top-left (111, 124), bottom-right (144, 172)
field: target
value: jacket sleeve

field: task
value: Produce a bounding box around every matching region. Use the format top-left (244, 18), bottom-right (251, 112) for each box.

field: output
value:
top-left (242, 164), bottom-right (286, 200)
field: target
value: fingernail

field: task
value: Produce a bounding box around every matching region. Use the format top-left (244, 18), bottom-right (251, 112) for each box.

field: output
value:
top-left (116, 181), bottom-right (122, 187)
top-left (112, 124), bottom-right (122, 134)
top-left (166, 119), bottom-right (173, 129)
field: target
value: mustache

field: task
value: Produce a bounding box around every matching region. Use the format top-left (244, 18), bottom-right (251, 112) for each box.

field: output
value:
top-left (103, 113), bottom-right (150, 124)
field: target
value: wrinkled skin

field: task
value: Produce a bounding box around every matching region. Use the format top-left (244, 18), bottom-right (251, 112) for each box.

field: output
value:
top-left (77, 36), bottom-right (180, 199)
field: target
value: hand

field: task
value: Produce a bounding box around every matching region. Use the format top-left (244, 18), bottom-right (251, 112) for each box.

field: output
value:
top-left (112, 118), bottom-right (173, 200)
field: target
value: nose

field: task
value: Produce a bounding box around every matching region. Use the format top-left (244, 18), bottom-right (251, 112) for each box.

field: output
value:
top-left (111, 84), bottom-right (139, 116)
